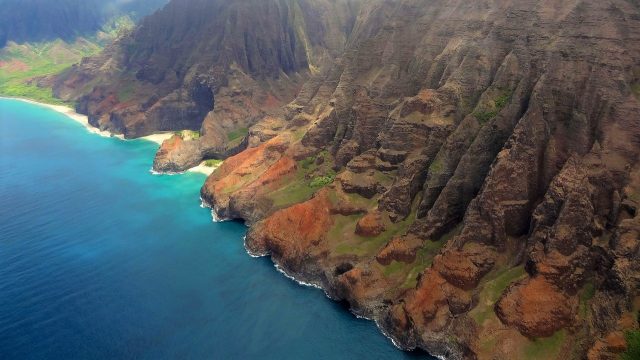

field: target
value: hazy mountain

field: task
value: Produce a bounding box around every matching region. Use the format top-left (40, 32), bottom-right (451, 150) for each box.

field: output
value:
top-left (0, 0), bottom-right (169, 47)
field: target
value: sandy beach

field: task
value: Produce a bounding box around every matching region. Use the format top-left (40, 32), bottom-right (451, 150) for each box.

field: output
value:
top-left (188, 162), bottom-right (217, 175)
top-left (1, 96), bottom-right (215, 175)
top-left (0, 97), bottom-right (173, 145)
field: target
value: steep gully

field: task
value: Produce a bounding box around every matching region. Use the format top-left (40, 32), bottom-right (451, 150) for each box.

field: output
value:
top-left (51, 0), bottom-right (640, 359)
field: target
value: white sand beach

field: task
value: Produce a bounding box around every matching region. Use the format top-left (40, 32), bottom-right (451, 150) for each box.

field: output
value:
top-left (2, 96), bottom-right (219, 176)
top-left (187, 162), bottom-right (218, 175)
top-left (0, 97), bottom-right (173, 145)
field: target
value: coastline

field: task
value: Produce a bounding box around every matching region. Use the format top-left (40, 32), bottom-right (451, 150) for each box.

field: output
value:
top-left (0, 96), bottom-right (214, 175)
top-left (187, 162), bottom-right (217, 176)
top-left (0, 96), bottom-right (172, 144)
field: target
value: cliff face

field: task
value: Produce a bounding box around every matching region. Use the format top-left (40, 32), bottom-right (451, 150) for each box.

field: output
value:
top-left (57, 0), bottom-right (640, 359)
top-left (54, 0), bottom-right (360, 172)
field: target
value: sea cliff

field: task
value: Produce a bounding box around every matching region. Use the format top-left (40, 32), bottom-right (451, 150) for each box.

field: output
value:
top-left (49, 0), bottom-right (640, 358)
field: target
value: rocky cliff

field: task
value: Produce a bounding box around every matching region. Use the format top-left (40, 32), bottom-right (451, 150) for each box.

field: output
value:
top-left (55, 0), bottom-right (640, 359)
top-left (54, 0), bottom-right (360, 172)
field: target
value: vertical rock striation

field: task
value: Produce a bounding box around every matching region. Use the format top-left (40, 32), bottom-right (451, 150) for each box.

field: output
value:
top-left (55, 0), bottom-right (640, 358)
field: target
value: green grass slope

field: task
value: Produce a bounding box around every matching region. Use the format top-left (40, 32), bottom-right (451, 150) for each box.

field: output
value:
top-left (0, 17), bottom-right (133, 105)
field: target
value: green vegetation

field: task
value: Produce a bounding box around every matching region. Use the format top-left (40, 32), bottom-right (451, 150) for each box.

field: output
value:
top-left (175, 129), bottom-right (201, 140)
top-left (473, 89), bottom-right (512, 124)
top-left (373, 170), bottom-right (395, 184)
top-left (382, 261), bottom-right (405, 277)
top-left (101, 16), bottom-right (135, 38)
top-left (334, 198), bottom-right (421, 259)
top-left (268, 151), bottom-right (334, 208)
top-left (494, 92), bottom-right (511, 109)
top-left (632, 83), bottom-right (640, 99)
top-left (470, 265), bottom-right (527, 325)
top-left (0, 16), bottom-right (134, 105)
top-left (227, 127), bottom-right (249, 142)
top-left (578, 282), bottom-right (596, 318)
top-left (299, 157), bottom-right (315, 169)
top-left (391, 225), bottom-right (462, 290)
top-left (473, 109), bottom-right (499, 124)
top-left (399, 238), bottom-right (447, 289)
top-left (204, 159), bottom-right (222, 167)
top-left (523, 330), bottom-right (566, 360)
top-left (310, 171), bottom-right (336, 188)
top-left (0, 39), bottom-right (95, 104)
top-left (429, 156), bottom-right (444, 173)
top-left (622, 330), bottom-right (640, 360)
top-left (332, 214), bottom-right (366, 255)
top-left (478, 337), bottom-right (499, 354)
top-left (270, 180), bottom-right (318, 208)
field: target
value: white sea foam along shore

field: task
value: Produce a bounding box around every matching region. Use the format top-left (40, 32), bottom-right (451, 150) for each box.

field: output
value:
top-left (2, 97), bottom-right (219, 175)
top-left (1, 97), bottom-right (174, 145)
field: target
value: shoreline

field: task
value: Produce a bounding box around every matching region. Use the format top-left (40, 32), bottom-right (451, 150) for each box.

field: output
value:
top-left (0, 96), bottom-right (172, 144)
top-left (1, 99), bottom-right (442, 356)
top-left (0, 96), bottom-right (213, 175)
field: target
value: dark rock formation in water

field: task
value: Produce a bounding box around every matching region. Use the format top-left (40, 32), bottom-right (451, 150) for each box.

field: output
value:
top-left (55, 0), bottom-right (640, 359)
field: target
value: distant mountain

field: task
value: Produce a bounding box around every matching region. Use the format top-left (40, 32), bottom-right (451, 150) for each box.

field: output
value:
top-left (0, 0), bottom-right (168, 47)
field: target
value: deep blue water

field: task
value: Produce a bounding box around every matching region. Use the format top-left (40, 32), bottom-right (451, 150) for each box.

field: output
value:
top-left (0, 99), bottom-right (431, 359)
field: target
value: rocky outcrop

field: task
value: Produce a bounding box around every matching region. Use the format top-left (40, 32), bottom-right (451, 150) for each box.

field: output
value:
top-left (54, 0), bottom-right (640, 359)
top-left (152, 134), bottom-right (204, 173)
top-left (54, 0), bottom-right (361, 172)
top-left (496, 276), bottom-right (577, 337)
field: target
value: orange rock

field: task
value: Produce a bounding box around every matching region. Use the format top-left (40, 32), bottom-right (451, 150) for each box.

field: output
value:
top-left (248, 156), bottom-right (296, 189)
top-left (375, 235), bottom-right (421, 265)
top-left (355, 211), bottom-right (386, 237)
top-left (156, 134), bottom-right (184, 158)
top-left (587, 340), bottom-right (608, 360)
top-left (249, 189), bottom-right (333, 265)
top-left (336, 266), bottom-right (391, 308)
top-left (496, 276), bottom-right (577, 337)
top-left (604, 331), bottom-right (627, 353)
top-left (400, 268), bottom-right (471, 331)
top-left (205, 136), bottom-right (287, 194)
top-left (432, 248), bottom-right (494, 290)
top-left (404, 270), bottom-right (449, 325)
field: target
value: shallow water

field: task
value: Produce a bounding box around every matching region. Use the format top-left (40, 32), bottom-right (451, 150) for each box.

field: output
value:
top-left (0, 99), bottom-right (433, 359)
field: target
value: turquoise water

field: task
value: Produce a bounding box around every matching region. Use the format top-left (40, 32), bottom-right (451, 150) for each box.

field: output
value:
top-left (0, 99), bottom-right (431, 359)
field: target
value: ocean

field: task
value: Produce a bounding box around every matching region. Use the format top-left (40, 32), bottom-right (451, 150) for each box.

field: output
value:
top-left (0, 99), bottom-right (432, 359)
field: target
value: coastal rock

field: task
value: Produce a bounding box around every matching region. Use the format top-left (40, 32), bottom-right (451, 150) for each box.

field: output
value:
top-left (152, 134), bottom-right (202, 173)
top-left (246, 189), bottom-right (334, 271)
top-left (53, 0), bottom-right (640, 358)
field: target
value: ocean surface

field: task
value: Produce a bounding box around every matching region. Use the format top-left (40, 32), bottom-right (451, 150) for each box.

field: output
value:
top-left (0, 99), bottom-right (433, 359)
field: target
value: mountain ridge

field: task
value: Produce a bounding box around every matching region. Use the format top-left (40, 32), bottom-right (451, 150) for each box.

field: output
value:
top-left (0, 0), bottom-right (169, 48)
top-left (52, 0), bottom-right (640, 359)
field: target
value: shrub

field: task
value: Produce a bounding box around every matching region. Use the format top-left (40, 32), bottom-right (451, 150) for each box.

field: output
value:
top-left (622, 330), bottom-right (640, 360)
top-left (227, 127), bottom-right (248, 142)
top-left (203, 159), bottom-right (222, 167)
top-left (494, 92), bottom-right (511, 109)
top-left (300, 156), bottom-right (315, 170)
top-left (310, 172), bottom-right (336, 188)
top-left (473, 110), bottom-right (498, 124)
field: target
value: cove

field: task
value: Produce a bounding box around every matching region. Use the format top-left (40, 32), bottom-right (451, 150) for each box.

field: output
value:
top-left (0, 99), bottom-right (433, 359)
